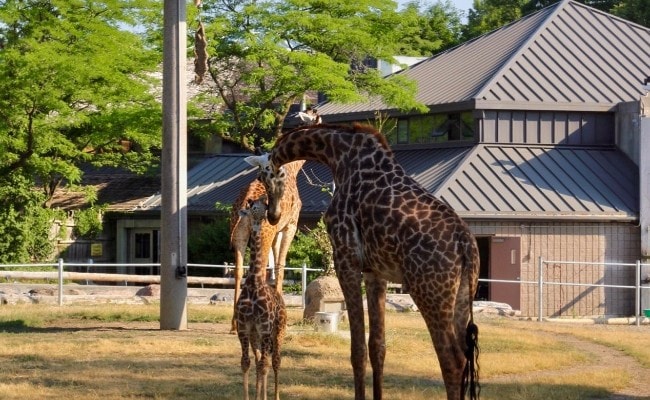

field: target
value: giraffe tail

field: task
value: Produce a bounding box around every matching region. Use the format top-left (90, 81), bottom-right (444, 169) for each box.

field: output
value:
top-left (461, 234), bottom-right (480, 400)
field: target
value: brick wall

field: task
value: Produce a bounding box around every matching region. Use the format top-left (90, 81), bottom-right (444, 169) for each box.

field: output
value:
top-left (469, 221), bottom-right (640, 317)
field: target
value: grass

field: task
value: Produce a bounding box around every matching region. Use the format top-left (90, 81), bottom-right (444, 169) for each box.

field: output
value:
top-left (0, 303), bottom-right (648, 399)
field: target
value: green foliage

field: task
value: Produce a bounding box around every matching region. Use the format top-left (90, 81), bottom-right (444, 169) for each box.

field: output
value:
top-left (187, 215), bottom-right (233, 269)
top-left (0, 0), bottom-right (162, 261)
top-left (610, 0), bottom-right (650, 27)
top-left (462, 0), bottom-right (526, 41)
top-left (0, 174), bottom-right (62, 263)
top-left (288, 218), bottom-right (333, 276)
top-left (73, 206), bottom-right (105, 239)
top-left (193, 0), bottom-right (427, 151)
top-left (397, 0), bottom-right (464, 55)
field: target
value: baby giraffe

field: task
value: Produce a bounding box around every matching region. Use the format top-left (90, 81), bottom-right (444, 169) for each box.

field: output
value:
top-left (236, 196), bottom-right (287, 400)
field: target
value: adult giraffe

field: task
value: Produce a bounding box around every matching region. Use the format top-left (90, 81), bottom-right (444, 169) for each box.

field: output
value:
top-left (245, 124), bottom-right (480, 400)
top-left (229, 160), bottom-right (305, 333)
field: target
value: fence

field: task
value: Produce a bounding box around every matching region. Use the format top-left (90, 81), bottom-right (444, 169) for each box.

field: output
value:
top-left (2, 257), bottom-right (650, 324)
top-left (0, 260), bottom-right (323, 308)
top-left (480, 257), bottom-right (649, 326)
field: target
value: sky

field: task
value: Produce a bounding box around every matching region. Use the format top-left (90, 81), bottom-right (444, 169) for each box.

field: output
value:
top-left (398, 0), bottom-right (475, 14)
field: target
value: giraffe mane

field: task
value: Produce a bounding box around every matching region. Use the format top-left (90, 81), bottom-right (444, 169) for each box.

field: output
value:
top-left (278, 123), bottom-right (390, 150)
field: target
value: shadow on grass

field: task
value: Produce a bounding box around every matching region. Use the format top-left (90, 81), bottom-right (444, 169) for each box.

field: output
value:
top-left (0, 319), bottom-right (161, 333)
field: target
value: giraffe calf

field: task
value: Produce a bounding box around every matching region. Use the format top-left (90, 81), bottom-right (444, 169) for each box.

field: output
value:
top-left (236, 198), bottom-right (287, 400)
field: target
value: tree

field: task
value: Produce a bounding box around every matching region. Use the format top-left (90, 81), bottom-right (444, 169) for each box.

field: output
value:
top-left (397, 0), bottom-right (464, 55)
top-left (610, 0), bottom-right (650, 28)
top-left (192, 0), bottom-right (427, 152)
top-left (462, 0), bottom-right (526, 41)
top-left (0, 0), bottom-right (162, 261)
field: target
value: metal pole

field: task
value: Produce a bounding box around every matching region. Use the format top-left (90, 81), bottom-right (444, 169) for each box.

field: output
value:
top-left (634, 260), bottom-right (641, 326)
top-left (160, 0), bottom-right (188, 330)
top-left (537, 256), bottom-right (543, 322)
top-left (302, 262), bottom-right (308, 308)
top-left (58, 258), bottom-right (64, 306)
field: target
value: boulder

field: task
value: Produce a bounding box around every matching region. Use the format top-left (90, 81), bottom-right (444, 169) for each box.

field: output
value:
top-left (136, 284), bottom-right (161, 297)
top-left (303, 275), bottom-right (344, 321)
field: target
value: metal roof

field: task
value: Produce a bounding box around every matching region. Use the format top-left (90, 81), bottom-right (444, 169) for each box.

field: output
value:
top-left (137, 145), bottom-right (638, 221)
top-left (138, 154), bottom-right (259, 212)
top-left (317, 0), bottom-right (650, 120)
top-left (438, 145), bottom-right (638, 220)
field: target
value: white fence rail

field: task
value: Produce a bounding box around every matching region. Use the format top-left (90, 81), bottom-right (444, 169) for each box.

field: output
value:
top-left (0, 259), bottom-right (323, 307)
top-left (475, 257), bottom-right (650, 325)
top-left (3, 258), bottom-right (649, 324)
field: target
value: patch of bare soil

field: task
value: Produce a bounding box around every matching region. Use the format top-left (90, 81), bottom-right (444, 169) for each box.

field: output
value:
top-left (488, 328), bottom-right (650, 399)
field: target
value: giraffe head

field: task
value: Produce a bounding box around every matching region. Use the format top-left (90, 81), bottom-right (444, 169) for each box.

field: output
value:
top-left (244, 154), bottom-right (286, 225)
top-left (239, 195), bottom-right (268, 232)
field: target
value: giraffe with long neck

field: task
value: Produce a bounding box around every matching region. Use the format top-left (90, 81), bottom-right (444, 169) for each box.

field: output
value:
top-left (230, 160), bottom-right (304, 333)
top-left (245, 124), bottom-right (480, 400)
top-left (236, 196), bottom-right (287, 400)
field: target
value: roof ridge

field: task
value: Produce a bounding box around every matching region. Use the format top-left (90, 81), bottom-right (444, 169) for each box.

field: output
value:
top-left (432, 144), bottom-right (483, 197)
top-left (474, 0), bottom-right (568, 100)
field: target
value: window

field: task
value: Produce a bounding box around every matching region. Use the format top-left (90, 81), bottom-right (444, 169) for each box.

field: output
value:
top-left (397, 119), bottom-right (409, 144)
top-left (134, 233), bottom-right (151, 259)
top-left (385, 112), bottom-right (475, 145)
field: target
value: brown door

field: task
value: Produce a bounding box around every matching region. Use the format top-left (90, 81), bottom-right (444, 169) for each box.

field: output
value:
top-left (489, 237), bottom-right (521, 309)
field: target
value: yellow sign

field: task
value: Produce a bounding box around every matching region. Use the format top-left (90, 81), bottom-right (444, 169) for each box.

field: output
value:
top-left (91, 243), bottom-right (103, 257)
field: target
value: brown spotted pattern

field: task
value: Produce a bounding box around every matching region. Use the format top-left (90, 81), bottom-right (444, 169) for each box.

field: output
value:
top-left (236, 198), bottom-right (287, 400)
top-left (250, 124), bottom-right (480, 400)
top-left (229, 160), bottom-right (304, 333)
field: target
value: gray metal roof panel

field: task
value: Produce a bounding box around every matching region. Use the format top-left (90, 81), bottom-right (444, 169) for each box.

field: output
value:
top-left (481, 1), bottom-right (650, 107)
top-left (317, 0), bottom-right (650, 118)
top-left (138, 155), bottom-right (259, 212)
top-left (140, 144), bottom-right (638, 221)
top-left (437, 144), bottom-right (638, 219)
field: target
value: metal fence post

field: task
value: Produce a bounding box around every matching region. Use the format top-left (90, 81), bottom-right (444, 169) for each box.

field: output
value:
top-left (634, 260), bottom-right (641, 326)
top-left (538, 256), bottom-right (543, 322)
top-left (58, 258), bottom-right (64, 306)
top-left (302, 263), bottom-right (307, 309)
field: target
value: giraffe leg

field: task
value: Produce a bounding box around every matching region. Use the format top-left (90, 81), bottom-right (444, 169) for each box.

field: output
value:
top-left (256, 336), bottom-right (272, 400)
top-left (231, 249), bottom-right (246, 334)
top-left (272, 341), bottom-right (281, 400)
top-left (365, 273), bottom-right (387, 400)
top-left (239, 333), bottom-right (251, 400)
top-left (273, 223), bottom-right (298, 294)
top-left (273, 295), bottom-right (287, 400)
top-left (337, 268), bottom-right (366, 400)
top-left (419, 298), bottom-right (467, 400)
top-left (435, 328), bottom-right (466, 400)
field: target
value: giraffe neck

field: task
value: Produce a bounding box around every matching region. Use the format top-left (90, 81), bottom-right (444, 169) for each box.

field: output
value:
top-left (248, 221), bottom-right (267, 287)
top-left (272, 124), bottom-right (397, 179)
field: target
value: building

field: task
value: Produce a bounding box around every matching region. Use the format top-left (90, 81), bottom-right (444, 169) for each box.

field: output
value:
top-left (58, 0), bottom-right (650, 317)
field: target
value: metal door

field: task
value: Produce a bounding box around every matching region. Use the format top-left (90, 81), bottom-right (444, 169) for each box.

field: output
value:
top-left (489, 237), bottom-right (521, 309)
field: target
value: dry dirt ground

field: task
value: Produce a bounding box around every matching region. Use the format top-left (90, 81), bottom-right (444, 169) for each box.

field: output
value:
top-left (3, 284), bottom-right (650, 399)
top-left (25, 316), bottom-right (650, 400)
top-left (486, 325), bottom-right (650, 399)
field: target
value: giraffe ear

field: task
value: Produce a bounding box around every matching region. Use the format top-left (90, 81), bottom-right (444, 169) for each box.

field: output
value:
top-left (244, 154), bottom-right (269, 168)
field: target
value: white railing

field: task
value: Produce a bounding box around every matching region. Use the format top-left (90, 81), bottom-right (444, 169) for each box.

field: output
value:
top-left (472, 257), bottom-right (649, 325)
top-left (0, 260), bottom-right (323, 307)
top-left (3, 258), bottom-right (649, 324)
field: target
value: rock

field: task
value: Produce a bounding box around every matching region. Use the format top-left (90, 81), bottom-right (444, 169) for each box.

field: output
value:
top-left (136, 284), bottom-right (161, 297)
top-left (303, 275), bottom-right (344, 321)
top-left (473, 301), bottom-right (519, 316)
top-left (210, 293), bottom-right (232, 304)
top-left (386, 294), bottom-right (419, 312)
